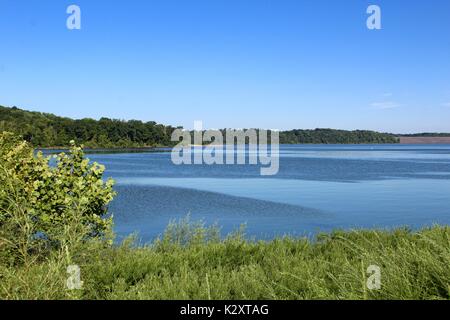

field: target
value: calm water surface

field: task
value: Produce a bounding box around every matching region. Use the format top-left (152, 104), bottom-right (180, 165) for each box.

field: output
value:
top-left (86, 144), bottom-right (450, 241)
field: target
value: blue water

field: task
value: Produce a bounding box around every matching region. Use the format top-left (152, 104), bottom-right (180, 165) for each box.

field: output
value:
top-left (85, 144), bottom-right (450, 241)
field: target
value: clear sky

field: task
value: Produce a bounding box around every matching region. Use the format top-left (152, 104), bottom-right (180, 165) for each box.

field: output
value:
top-left (1, 0), bottom-right (449, 132)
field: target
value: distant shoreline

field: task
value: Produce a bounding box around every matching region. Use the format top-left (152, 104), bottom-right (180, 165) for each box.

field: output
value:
top-left (4, 104), bottom-right (450, 148)
top-left (398, 137), bottom-right (450, 144)
top-left (35, 138), bottom-right (450, 153)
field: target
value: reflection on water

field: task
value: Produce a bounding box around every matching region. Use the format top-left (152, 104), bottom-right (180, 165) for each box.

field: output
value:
top-left (84, 144), bottom-right (450, 242)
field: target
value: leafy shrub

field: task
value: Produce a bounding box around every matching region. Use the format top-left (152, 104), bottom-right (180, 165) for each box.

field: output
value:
top-left (0, 132), bottom-right (115, 251)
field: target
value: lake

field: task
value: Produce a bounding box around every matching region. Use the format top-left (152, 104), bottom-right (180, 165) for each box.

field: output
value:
top-left (85, 144), bottom-right (450, 242)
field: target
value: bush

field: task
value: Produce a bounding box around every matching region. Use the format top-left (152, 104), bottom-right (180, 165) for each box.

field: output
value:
top-left (0, 132), bottom-right (115, 263)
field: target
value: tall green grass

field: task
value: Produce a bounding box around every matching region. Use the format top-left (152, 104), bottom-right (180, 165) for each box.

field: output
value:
top-left (1, 217), bottom-right (449, 300)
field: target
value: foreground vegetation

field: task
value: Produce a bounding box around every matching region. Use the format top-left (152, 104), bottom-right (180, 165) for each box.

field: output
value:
top-left (1, 220), bottom-right (450, 300)
top-left (1, 132), bottom-right (449, 300)
top-left (0, 105), bottom-right (400, 147)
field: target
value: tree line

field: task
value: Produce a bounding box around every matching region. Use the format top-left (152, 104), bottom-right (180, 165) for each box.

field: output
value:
top-left (0, 105), bottom-right (178, 148)
top-left (0, 105), bottom-right (401, 147)
top-left (279, 128), bottom-right (399, 144)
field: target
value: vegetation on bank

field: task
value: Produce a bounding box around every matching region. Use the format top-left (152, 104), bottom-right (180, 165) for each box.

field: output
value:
top-left (400, 132), bottom-right (450, 137)
top-left (0, 105), bottom-right (400, 147)
top-left (1, 132), bottom-right (449, 300)
top-left (0, 105), bottom-right (177, 148)
top-left (279, 128), bottom-right (398, 144)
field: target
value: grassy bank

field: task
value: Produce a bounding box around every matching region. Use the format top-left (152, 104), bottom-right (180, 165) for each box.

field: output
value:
top-left (1, 220), bottom-right (449, 300)
top-left (1, 132), bottom-right (449, 300)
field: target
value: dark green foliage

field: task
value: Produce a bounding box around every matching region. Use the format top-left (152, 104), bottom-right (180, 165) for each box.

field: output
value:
top-left (0, 105), bottom-right (400, 147)
top-left (279, 128), bottom-right (399, 144)
top-left (0, 105), bottom-right (177, 148)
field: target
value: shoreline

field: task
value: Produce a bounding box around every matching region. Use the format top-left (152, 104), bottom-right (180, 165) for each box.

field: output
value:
top-left (35, 140), bottom-right (450, 152)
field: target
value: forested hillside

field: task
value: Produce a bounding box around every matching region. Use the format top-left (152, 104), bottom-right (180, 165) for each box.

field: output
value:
top-left (0, 106), bottom-right (177, 148)
top-left (0, 105), bottom-right (399, 147)
top-left (279, 128), bottom-right (398, 144)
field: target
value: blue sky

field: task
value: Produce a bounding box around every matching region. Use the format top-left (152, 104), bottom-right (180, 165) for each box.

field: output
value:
top-left (0, 0), bottom-right (449, 132)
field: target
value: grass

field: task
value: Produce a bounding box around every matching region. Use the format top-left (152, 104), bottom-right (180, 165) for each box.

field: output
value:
top-left (1, 218), bottom-right (449, 300)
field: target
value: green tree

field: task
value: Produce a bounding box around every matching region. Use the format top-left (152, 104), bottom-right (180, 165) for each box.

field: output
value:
top-left (0, 132), bottom-right (115, 245)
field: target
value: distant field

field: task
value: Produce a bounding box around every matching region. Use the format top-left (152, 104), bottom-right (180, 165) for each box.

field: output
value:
top-left (399, 137), bottom-right (450, 144)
